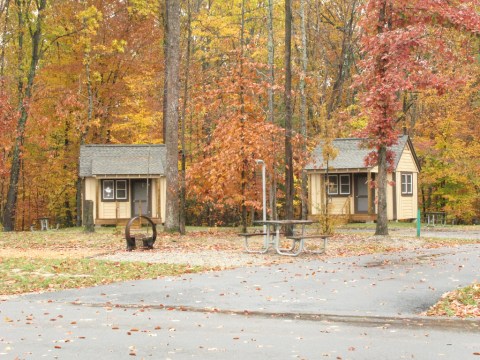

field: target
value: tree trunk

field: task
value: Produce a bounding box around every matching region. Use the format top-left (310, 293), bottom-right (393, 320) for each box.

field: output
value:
top-left (284, 0), bottom-right (294, 232)
top-left (2, 0), bottom-right (46, 231)
top-left (76, 29), bottom-right (95, 227)
top-left (76, 179), bottom-right (83, 227)
top-left (299, 0), bottom-right (308, 220)
top-left (240, 0), bottom-right (247, 233)
top-left (164, 0), bottom-right (181, 233)
top-left (326, 0), bottom-right (358, 119)
top-left (374, 1), bottom-right (389, 236)
top-left (0, 0), bottom-right (10, 81)
top-left (267, 0), bottom-right (275, 125)
top-left (162, 0), bottom-right (169, 143)
top-left (267, 0), bottom-right (277, 220)
top-left (375, 145), bottom-right (389, 235)
top-left (179, 0), bottom-right (192, 235)
top-left (83, 200), bottom-right (95, 233)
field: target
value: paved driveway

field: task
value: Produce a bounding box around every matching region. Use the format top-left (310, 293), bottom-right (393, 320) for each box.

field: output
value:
top-left (1, 244), bottom-right (479, 359)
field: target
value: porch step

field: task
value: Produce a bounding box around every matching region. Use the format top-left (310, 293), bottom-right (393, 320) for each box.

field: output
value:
top-left (95, 217), bottom-right (163, 226)
top-left (350, 214), bottom-right (377, 223)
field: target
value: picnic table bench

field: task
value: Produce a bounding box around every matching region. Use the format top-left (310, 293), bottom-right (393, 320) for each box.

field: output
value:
top-left (285, 234), bottom-right (329, 254)
top-left (238, 232), bottom-right (270, 254)
top-left (425, 211), bottom-right (446, 226)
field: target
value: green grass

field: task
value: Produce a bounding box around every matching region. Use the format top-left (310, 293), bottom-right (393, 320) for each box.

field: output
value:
top-left (0, 257), bottom-right (205, 296)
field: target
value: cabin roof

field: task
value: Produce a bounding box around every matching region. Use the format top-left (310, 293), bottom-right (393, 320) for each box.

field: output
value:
top-left (305, 135), bottom-right (419, 171)
top-left (79, 144), bottom-right (167, 177)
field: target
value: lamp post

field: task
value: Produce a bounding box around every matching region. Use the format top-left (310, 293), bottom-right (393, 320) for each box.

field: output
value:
top-left (255, 159), bottom-right (267, 238)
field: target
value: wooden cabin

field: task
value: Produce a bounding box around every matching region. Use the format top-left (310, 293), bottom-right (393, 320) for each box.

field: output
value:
top-left (79, 144), bottom-right (166, 226)
top-left (306, 135), bottom-right (420, 222)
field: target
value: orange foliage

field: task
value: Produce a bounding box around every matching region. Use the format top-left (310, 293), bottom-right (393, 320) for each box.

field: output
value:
top-left (187, 54), bottom-right (285, 220)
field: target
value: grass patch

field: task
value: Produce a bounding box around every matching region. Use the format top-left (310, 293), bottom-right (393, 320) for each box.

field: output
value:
top-left (0, 257), bottom-right (204, 296)
top-left (0, 227), bottom-right (123, 251)
top-left (424, 283), bottom-right (480, 318)
top-left (1, 226), bottom-right (479, 297)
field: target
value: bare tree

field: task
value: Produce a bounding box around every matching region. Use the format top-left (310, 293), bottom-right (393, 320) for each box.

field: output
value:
top-left (179, 0), bottom-right (192, 235)
top-left (267, 0), bottom-right (277, 220)
top-left (164, 0), bottom-right (181, 232)
top-left (299, 0), bottom-right (308, 220)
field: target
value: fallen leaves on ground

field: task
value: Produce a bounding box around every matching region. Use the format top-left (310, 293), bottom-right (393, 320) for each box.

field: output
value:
top-left (422, 283), bottom-right (480, 318)
top-left (1, 226), bottom-right (479, 319)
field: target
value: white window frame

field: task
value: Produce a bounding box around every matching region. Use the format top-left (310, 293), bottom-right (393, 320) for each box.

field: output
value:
top-left (339, 174), bottom-right (351, 195)
top-left (102, 179), bottom-right (129, 201)
top-left (115, 180), bottom-right (127, 200)
top-left (102, 180), bottom-right (115, 200)
top-left (327, 175), bottom-right (338, 195)
top-left (401, 173), bottom-right (413, 195)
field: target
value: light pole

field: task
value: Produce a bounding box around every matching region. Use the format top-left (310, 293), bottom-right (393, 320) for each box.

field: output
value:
top-left (255, 159), bottom-right (267, 238)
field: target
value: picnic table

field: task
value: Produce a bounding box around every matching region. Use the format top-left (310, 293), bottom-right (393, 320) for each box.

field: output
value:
top-left (240, 220), bottom-right (328, 256)
top-left (425, 211), bottom-right (446, 226)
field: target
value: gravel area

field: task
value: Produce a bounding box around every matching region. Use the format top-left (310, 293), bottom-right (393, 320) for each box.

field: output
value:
top-left (95, 249), bottom-right (290, 268)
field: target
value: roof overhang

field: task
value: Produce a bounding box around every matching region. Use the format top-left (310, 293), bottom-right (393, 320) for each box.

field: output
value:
top-left (306, 168), bottom-right (372, 174)
top-left (90, 174), bottom-right (164, 179)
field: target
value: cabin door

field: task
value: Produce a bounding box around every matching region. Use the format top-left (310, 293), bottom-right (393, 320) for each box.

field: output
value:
top-left (131, 180), bottom-right (150, 217)
top-left (354, 174), bottom-right (368, 213)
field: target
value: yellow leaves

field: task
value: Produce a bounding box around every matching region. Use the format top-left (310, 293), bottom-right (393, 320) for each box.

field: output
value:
top-left (91, 71), bottom-right (102, 83)
top-left (77, 5), bottom-right (103, 32)
top-left (92, 39), bottom-right (127, 56)
top-left (127, 0), bottom-right (157, 17)
top-left (111, 39), bottom-right (127, 54)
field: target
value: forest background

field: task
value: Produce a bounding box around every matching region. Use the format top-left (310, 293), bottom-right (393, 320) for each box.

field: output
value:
top-left (0, 0), bottom-right (479, 231)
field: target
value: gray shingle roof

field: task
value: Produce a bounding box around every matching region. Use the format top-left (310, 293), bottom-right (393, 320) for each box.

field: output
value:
top-left (306, 135), bottom-right (410, 171)
top-left (79, 145), bottom-right (167, 177)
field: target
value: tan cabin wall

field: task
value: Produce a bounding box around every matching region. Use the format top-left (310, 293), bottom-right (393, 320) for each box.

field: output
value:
top-left (309, 173), bottom-right (322, 215)
top-left (308, 173), bottom-right (353, 216)
top-left (150, 177), bottom-right (166, 223)
top-left (397, 147), bottom-right (418, 173)
top-left (393, 172), bottom-right (418, 220)
top-left (387, 173), bottom-right (394, 220)
top-left (99, 202), bottom-right (125, 219)
top-left (84, 178), bottom-right (97, 220)
top-left (150, 178), bottom-right (158, 219)
top-left (395, 146), bottom-right (419, 220)
top-left (159, 177), bottom-right (166, 223)
top-left (83, 176), bottom-right (167, 223)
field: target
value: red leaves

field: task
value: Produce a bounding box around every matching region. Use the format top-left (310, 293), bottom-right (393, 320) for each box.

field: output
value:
top-left (357, 0), bottom-right (480, 152)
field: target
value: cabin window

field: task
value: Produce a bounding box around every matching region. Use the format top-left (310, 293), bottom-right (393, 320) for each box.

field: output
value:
top-left (401, 173), bottom-right (413, 195)
top-left (327, 175), bottom-right (338, 195)
top-left (340, 175), bottom-right (351, 195)
top-left (116, 180), bottom-right (127, 200)
top-left (102, 180), bottom-right (115, 200)
top-left (102, 179), bottom-right (129, 201)
top-left (326, 174), bottom-right (351, 196)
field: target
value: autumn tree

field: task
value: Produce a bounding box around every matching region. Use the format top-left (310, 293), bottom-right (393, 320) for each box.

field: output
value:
top-left (284, 0), bottom-right (294, 230)
top-left (415, 84), bottom-right (480, 223)
top-left (187, 56), bottom-right (284, 226)
top-left (356, 0), bottom-right (480, 235)
top-left (2, 0), bottom-right (47, 231)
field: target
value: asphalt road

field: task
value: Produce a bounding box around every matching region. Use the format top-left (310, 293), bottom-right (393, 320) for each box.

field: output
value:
top-left (1, 244), bottom-right (479, 359)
